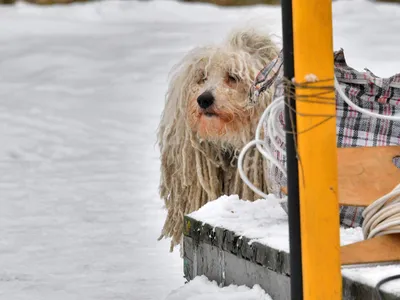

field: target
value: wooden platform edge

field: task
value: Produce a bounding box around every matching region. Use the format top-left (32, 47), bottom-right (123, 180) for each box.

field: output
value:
top-left (341, 234), bottom-right (400, 265)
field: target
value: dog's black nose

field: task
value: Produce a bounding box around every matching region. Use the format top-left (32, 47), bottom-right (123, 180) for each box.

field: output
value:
top-left (197, 91), bottom-right (214, 109)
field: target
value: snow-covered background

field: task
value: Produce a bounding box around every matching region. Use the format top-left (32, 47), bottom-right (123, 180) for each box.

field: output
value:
top-left (0, 0), bottom-right (399, 299)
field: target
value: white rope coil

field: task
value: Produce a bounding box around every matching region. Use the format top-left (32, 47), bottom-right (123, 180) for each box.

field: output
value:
top-left (362, 184), bottom-right (400, 239)
top-left (237, 95), bottom-right (286, 201)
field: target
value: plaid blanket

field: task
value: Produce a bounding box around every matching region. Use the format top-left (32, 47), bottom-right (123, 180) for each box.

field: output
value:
top-left (251, 49), bottom-right (400, 228)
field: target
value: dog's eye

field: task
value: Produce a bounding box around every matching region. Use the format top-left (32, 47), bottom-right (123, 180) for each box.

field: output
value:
top-left (198, 77), bottom-right (207, 85)
top-left (227, 74), bottom-right (238, 84)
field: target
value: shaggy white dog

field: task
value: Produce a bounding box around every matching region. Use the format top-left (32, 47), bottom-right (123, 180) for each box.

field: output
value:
top-left (157, 28), bottom-right (279, 250)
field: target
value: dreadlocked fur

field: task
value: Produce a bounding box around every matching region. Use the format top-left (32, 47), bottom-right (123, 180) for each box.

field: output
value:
top-left (158, 28), bottom-right (279, 250)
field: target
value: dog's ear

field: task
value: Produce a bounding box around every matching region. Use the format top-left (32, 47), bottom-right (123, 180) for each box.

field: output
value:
top-left (229, 29), bottom-right (278, 62)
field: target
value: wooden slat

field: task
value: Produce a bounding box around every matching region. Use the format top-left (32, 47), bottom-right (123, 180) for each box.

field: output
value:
top-left (341, 234), bottom-right (400, 265)
top-left (281, 146), bottom-right (400, 207)
top-left (338, 146), bottom-right (400, 207)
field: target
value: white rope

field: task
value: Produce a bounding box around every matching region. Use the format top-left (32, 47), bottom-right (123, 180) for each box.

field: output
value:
top-left (237, 95), bottom-right (286, 200)
top-left (362, 184), bottom-right (400, 239)
top-left (334, 76), bottom-right (400, 122)
top-left (237, 140), bottom-right (270, 199)
top-left (254, 96), bottom-right (287, 176)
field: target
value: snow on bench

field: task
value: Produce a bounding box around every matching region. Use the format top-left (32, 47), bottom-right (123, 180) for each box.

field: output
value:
top-left (186, 195), bottom-right (400, 297)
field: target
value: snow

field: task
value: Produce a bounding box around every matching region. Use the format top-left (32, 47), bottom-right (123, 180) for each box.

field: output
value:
top-left (165, 275), bottom-right (272, 300)
top-left (0, 0), bottom-right (399, 299)
top-left (342, 265), bottom-right (400, 295)
top-left (190, 195), bottom-right (292, 252)
top-left (189, 195), bottom-right (364, 253)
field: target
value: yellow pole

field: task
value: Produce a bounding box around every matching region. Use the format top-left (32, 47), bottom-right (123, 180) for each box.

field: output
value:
top-left (292, 1), bottom-right (342, 299)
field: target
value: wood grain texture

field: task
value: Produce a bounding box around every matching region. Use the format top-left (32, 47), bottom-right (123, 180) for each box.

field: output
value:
top-left (338, 146), bottom-right (400, 207)
top-left (341, 234), bottom-right (400, 265)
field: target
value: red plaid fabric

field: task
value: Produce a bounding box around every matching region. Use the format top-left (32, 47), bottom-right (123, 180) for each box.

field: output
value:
top-left (251, 49), bottom-right (400, 228)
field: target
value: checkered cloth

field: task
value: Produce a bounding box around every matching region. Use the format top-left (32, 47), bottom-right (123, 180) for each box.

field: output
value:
top-left (251, 49), bottom-right (400, 228)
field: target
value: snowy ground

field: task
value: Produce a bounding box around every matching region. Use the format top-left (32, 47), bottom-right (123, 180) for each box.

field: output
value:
top-left (165, 276), bottom-right (272, 300)
top-left (0, 1), bottom-right (399, 300)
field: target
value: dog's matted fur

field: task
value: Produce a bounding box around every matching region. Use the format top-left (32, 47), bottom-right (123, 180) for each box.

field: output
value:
top-left (158, 28), bottom-right (279, 250)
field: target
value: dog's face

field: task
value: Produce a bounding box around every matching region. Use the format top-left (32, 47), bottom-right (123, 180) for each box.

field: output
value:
top-left (187, 51), bottom-right (254, 145)
top-left (182, 32), bottom-right (277, 148)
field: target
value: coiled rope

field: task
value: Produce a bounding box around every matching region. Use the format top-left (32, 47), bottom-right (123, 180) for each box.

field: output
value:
top-left (237, 95), bottom-right (286, 200)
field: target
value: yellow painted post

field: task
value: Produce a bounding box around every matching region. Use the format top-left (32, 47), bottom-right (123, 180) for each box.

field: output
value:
top-left (292, 1), bottom-right (342, 299)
